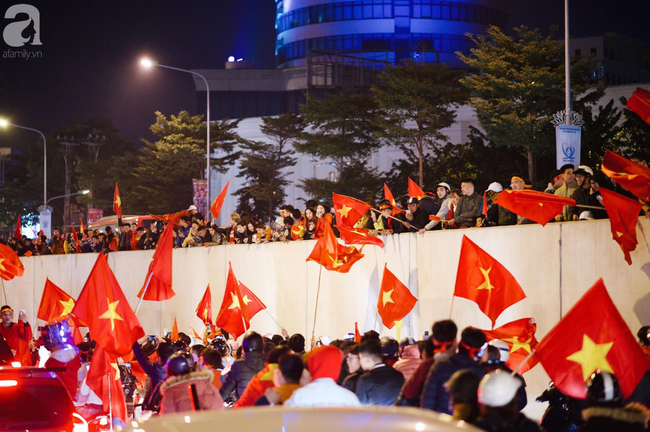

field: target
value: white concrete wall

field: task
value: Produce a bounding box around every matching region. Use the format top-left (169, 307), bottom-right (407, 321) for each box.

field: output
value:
top-left (4, 217), bottom-right (650, 419)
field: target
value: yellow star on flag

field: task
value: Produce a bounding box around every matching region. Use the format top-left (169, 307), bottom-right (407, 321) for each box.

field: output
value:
top-left (329, 256), bottom-right (346, 268)
top-left (0, 258), bottom-right (5, 272)
top-left (228, 292), bottom-right (241, 310)
top-left (114, 196), bottom-right (121, 207)
top-left (111, 362), bottom-right (121, 381)
top-left (350, 230), bottom-right (367, 237)
top-left (382, 289), bottom-right (395, 307)
top-left (503, 336), bottom-right (532, 354)
top-left (59, 298), bottom-right (75, 317)
top-left (616, 231), bottom-right (623, 238)
top-left (566, 334), bottom-right (614, 381)
top-left (99, 300), bottom-right (124, 332)
top-left (476, 267), bottom-right (494, 291)
top-left (203, 308), bottom-right (209, 321)
top-left (337, 204), bottom-right (352, 219)
top-left (241, 295), bottom-right (252, 306)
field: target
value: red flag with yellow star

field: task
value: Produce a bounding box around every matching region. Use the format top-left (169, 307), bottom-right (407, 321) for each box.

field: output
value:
top-left (0, 243), bottom-right (24, 281)
top-left (601, 150), bottom-right (650, 201)
top-left (480, 318), bottom-right (539, 374)
top-left (86, 345), bottom-right (128, 422)
top-left (627, 87), bottom-right (650, 125)
top-left (210, 180), bottom-right (230, 220)
top-left (377, 264), bottom-right (418, 329)
top-left (536, 279), bottom-right (650, 399)
top-left (408, 178), bottom-right (425, 200)
top-left (306, 222), bottom-right (364, 273)
top-left (332, 193), bottom-right (371, 228)
top-left (453, 235), bottom-right (526, 328)
top-left (137, 220), bottom-right (175, 301)
top-left (383, 183), bottom-right (403, 216)
top-left (600, 188), bottom-right (642, 265)
top-left (495, 190), bottom-right (576, 226)
top-left (238, 280), bottom-right (266, 324)
top-left (337, 225), bottom-right (384, 248)
top-left (215, 263), bottom-right (248, 339)
top-left (195, 285), bottom-right (213, 328)
top-left (113, 182), bottom-right (122, 218)
top-left (72, 253), bottom-right (144, 358)
top-left (37, 278), bottom-right (87, 327)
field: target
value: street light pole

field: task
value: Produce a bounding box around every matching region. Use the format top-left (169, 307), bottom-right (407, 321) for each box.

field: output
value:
top-left (140, 59), bottom-right (211, 216)
top-left (47, 190), bottom-right (90, 205)
top-left (565, 0), bottom-right (570, 124)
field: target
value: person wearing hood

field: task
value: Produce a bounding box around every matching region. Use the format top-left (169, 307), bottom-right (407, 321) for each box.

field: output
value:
top-left (220, 331), bottom-right (266, 402)
top-left (284, 345), bottom-right (360, 407)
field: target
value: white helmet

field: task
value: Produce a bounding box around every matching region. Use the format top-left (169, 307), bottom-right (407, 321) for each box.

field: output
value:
top-left (489, 339), bottom-right (510, 363)
top-left (437, 182), bottom-right (451, 191)
top-left (478, 370), bottom-right (522, 407)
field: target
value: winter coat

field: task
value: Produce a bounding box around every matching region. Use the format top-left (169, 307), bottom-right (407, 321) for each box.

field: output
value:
top-left (420, 353), bottom-right (486, 414)
top-left (454, 192), bottom-right (484, 227)
top-left (570, 185), bottom-right (591, 220)
top-left (580, 404), bottom-right (649, 432)
top-left (234, 363), bottom-right (278, 407)
top-left (425, 197), bottom-right (451, 230)
top-left (394, 345), bottom-right (422, 382)
top-left (132, 342), bottom-right (167, 398)
top-left (474, 412), bottom-right (543, 432)
top-left (45, 345), bottom-right (81, 399)
top-left (355, 363), bottom-right (405, 406)
top-left (219, 352), bottom-right (266, 401)
top-left (159, 370), bottom-right (223, 414)
top-left (342, 371), bottom-right (362, 393)
top-left (554, 181), bottom-right (578, 221)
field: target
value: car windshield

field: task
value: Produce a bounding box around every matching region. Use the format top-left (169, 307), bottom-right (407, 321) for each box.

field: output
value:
top-left (0, 381), bottom-right (73, 430)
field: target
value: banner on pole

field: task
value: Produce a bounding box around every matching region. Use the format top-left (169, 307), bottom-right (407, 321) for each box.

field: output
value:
top-left (556, 125), bottom-right (581, 169)
top-left (193, 179), bottom-right (208, 217)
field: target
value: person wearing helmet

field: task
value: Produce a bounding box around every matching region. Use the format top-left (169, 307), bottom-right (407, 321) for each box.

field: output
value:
top-left (420, 182), bottom-right (452, 233)
top-left (380, 337), bottom-right (400, 366)
top-left (355, 338), bottom-right (405, 405)
top-left (481, 340), bottom-right (527, 410)
top-left (42, 320), bottom-right (82, 399)
top-left (159, 351), bottom-right (223, 414)
top-left (220, 331), bottom-right (266, 402)
top-left (474, 370), bottom-right (542, 432)
top-left (234, 345), bottom-right (292, 407)
top-left (581, 370), bottom-right (649, 432)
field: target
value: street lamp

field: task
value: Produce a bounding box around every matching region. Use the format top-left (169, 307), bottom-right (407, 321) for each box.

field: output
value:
top-left (47, 189), bottom-right (90, 205)
top-left (139, 58), bottom-right (212, 216)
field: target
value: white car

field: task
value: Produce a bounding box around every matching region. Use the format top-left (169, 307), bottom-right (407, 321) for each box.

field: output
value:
top-left (123, 406), bottom-right (480, 432)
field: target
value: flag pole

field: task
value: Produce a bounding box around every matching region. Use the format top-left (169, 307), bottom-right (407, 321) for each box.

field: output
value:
top-left (107, 371), bottom-right (113, 432)
top-left (134, 273), bottom-right (154, 315)
top-left (311, 264), bottom-right (323, 346)
top-left (264, 309), bottom-right (283, 330)
top-left (373, 311), bottom-right (379, 331)
top-left (1, 279), bottom-right (7, 305)
top-left (448, 296), bottom-right (455, 319)
top-left (511, 349), bottom-right (536, 376)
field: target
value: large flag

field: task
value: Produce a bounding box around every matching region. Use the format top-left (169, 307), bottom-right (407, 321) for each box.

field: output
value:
top-left (453, 235), bottom-right (526, 328)
top-left (211, 180), bottom-right (230, 220)
top-left (337, 225), bottom-right (384, 248)
top-left (149, 209), bottom-right (190, 224)
top-left (215, 264), bottom-right (248, 339)
top-left (408, 178), bottom-right (425, 200)
top-left (332, 193), bottom-right (371, 228)
top-left (37, 278), bottom-right (86, 327)
top-left (137, 221), bottom-right (175, 301)
top-left (238, 280), bottom-right (266, 324)
top-left (377, 264), bottom-right (418, 329)
top-left (13, 215), bottom-right (21, 240)
top-left (72, 253), bottom-right (144, 358)
top-left (195, 285), bottom-right (213, 328)
top-left (113, 182), bottom-right (122, 218)
top-left (0, 243), bottom-right (24, 281)
top-left (601, 150), bottom-right (650, 201)
top-left (627, 87), bottom-right (650, 125)
top-left (536, 279), bottom-right (650, 399)
top-left (481, 318), bottom-right (539, 374)
top-left (86, 345), bottom-right (128, 423)
top-left (600, 188), bottom-right (642, 265)
top-left (384, 183), bottom-right (402, 216)
top-left (306, 222), bottom-right (364, 273)
top-left (495, 190), bottom-right (576, 226)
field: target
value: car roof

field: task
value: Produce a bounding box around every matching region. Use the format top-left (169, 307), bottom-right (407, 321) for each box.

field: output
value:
top-left (0, 366), bottom-right (66, 381)
top-left (125, 406), bottom-right (481, 432)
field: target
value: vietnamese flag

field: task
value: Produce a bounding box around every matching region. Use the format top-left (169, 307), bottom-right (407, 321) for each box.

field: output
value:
top-left (337, 225), bottom-right (384, 248)
top-left (600, 188), bottom-right (642, 265)
top-left (453, 235), bottom-right (526, 328)
top-left (627, 87), bottom-right (650, 125)
top-left (495, 190), bottom-right (575, 226)
top-left (332, 193), bottom-right (371, 228)
top-left (480, 318), bottom-right (539, 375)
top-left (408, 178), bottom-right (425, 200)
top-left (80, 217), bottom-right (86, 234)
top-left (384, 183), bottom-right (403, 216)
top-left (536, 279), bottom-right (650, 399)
top-left (215, 263), bottom-right (248, 339)
top-left (149, 209), bottom-right (191, 225)
top-left (72, 253), bottom-right (145, 358)
top-left (37, 278), bottom-right (86, 327)
top-left (71, 226), bottom-right (82, 253)
top-left (306, 222), bottom-right (364, 273)
top-left (238, 280), bottom-right (267, 324)
top-left (171, 318), bottom-right (179, 341)
top-left (601, 150), bottom-right (650, 201)
top-left (113, 182), bottom-right (122, 218)
top-left (13, 215), bottom-right (21, 240)
top-left (211, 180), bottom-right (230, 220)
top-left (377, 264), bottom-right (418, 329)
top-left (0, 243), bottom-right (24, 281)
top-left (86, 345), bottom-right (128, 422)
top-left (137, 221), bottom-right (175, 301)
top-left (354, 322), bottom-right (361, 343)
top-left (195, 285), bottom-right (213, 328)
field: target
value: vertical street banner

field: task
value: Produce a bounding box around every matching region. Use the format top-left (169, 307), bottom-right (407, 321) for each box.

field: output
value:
top-left (556, 125), bottom-right (581, 169)
top-left (193, 178), bottom-right (208, 216)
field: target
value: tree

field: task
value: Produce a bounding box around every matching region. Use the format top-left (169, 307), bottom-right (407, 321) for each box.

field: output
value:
top-left (234, 113), bottom-right (302, 223)
top-left (457, 26), bottom-right (601, 183)
top-left (371, 61), bottom-right (469, 188)
top-left (299, 160), bottom-right (384, 203)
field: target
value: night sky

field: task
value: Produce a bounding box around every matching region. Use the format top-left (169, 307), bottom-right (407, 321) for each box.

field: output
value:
top-left (1, 0), bottom-right (648, 151)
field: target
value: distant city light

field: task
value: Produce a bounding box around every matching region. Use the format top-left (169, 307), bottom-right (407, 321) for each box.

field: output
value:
top-left (228, 56), bottom-right (235, 62)
top-left (237, 58), bottom-right (243, 62)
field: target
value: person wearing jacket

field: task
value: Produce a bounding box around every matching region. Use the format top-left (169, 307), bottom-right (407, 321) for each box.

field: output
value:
top-left (220, 331), bottom-right (266, 402)
top-left (42, 321), bottom-right (81, 399)
top-left (234, 345), bottom-right (292, 407)
top-left (450, 179), bottom-right (483, 228)
top-left (132, 339), bottom-right (175, 410)
top-left (159, 351), bottom-right (223, 414)
top-left (355, 338), bottom-right (405, 405)
top-left (421, 182), bottom-right (452, 232)
top-left (420, 327), bottom-right (486, 414)
top-left (554, 164), bottom-right (578, 221)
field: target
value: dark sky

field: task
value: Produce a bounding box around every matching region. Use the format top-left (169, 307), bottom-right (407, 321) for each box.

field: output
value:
top-left (1, 0), bottom-right (648, 151)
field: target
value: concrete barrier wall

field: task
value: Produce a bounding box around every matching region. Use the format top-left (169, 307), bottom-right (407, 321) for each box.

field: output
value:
top-left (4, 217), bottom-right (650, 419)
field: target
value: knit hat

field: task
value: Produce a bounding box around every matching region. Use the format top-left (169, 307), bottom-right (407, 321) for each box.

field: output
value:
top-left (307, 345), bottom-right (342, 380)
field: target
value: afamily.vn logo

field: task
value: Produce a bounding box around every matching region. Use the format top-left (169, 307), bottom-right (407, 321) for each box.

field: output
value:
top-left (3, 4), bottom-right (42, 60)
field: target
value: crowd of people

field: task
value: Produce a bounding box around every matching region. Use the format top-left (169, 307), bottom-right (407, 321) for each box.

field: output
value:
top-left (3, 303), bottom-right (650, 431)
top-left (3, 162), bottom-right (648, 256)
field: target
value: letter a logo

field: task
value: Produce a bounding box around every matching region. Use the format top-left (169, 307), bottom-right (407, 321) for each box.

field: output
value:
top-left (4, 4), bottom-right (42, 47)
